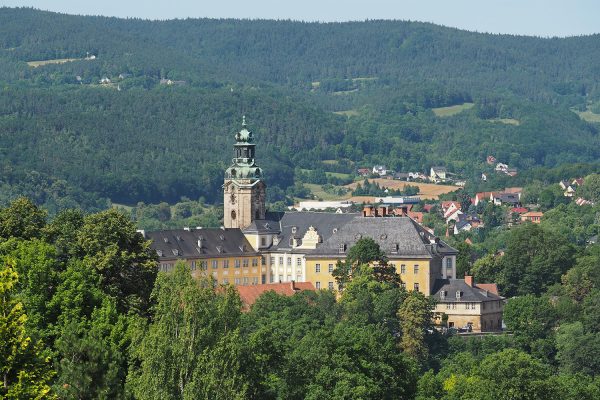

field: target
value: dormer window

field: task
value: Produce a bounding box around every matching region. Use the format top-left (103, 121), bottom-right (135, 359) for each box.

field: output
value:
top-left (440, 290), bottom-right (446, 299)
top-left (291, 226), bottom-right (297, 234)
top-left (394, 243), bottom-right (400, 252)
top-left (338, 243), bottom-right (346, 253)
top-left (239, 244), bottom-right (246, 252)
top-left (172, 249), bottom-right (179, 256)
top-left (219, 234), bottom-right (225, 241)
top-left (163, 237), bottom-right (169, 243)
top-left (156, 250), bottom-right (163, 257)
top-left (216, 246), bottom-right (223, 253)
top-left (456, 290), bottom-right (462, 299)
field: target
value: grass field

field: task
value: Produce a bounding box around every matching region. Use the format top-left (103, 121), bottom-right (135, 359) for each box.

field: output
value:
top-left (345, 179), bottom-right (459, 200)
top-left (333, 109), bottom-right (360, 117)
top-left (27, 58), bottom-right (82, 67)
top-left (432, 102), bottom-right (474, 117)
top-left (303, 183), bottom-right (350, 201)
top-left (574, 109), bottom-right (600, 123)
top-left (488, 118), bottom-right (520, 125)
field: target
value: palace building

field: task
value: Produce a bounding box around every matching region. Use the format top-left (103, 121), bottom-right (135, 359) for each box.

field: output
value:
top-left (144, 117), bottom-right (467, 298)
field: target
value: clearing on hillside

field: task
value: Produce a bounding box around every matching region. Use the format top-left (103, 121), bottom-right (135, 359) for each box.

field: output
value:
top-left (27, 58), bottom-right (83, 67)
top-left (573, 109), bottom-right (600, 123)
top-left (488, 118), bottom-right (520, 125)
top-left (346, 179), bottom-right (459, 200)
top-left (432, 102), bottom-right (474, 117)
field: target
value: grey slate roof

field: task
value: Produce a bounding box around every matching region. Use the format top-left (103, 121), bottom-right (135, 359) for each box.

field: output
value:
top-left (432, 279), bottom-right (504, 302)
top-left (268, 211), bottom-right (358, 252)
top-left (310, 216), bottom-right (456, 258)
top-left (146, 228), bottom-right (258, 260)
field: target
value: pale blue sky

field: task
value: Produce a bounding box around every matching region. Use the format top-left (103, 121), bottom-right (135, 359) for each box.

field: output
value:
top-left (1, 0), bottom-right (599, 37)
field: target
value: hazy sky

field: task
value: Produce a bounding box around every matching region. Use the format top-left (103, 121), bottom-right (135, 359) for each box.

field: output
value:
top-left (1, 0), bottom-right (599, 37)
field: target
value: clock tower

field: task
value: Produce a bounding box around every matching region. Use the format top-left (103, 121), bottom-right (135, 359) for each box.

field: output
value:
top-left (223, 117), bottom-right (266, 229)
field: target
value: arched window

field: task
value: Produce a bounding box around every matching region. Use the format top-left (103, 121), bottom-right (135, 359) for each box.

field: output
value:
top-left (231, 210), bottom-right (236, 220)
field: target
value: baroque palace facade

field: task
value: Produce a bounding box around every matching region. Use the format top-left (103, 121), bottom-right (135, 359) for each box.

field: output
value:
top-left (144, 119), bottom-right (503, 331)
top-left (146, 118), bottom-right (457, 295)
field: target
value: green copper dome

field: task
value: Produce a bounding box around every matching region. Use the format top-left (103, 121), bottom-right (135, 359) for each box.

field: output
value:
top-left (225, 116), bottom-right (262, 181)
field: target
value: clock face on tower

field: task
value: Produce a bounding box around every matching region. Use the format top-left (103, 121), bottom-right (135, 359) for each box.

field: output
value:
top-left (230, 193), bottom-right (236, 205)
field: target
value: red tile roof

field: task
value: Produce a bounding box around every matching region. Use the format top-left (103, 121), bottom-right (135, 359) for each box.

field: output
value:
top-left (476, 283), bottom-right (499, 295)
top-left (236, 282), bottom-right (316, 309)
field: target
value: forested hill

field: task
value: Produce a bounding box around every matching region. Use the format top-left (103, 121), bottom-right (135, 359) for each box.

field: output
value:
top-left (0, 7), bottom-right (599, 209)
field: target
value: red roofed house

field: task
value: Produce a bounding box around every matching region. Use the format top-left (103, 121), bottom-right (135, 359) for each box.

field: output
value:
top-left (486, 155), bottom-right (497, 165)
top-left (236, 281), bottom-right (316, 310)
top-left (357, 168), bottom-right (371, 177)
top-left (521, 211), bottom-right (543, 224)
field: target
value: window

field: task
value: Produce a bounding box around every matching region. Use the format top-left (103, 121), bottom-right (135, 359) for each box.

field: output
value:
top-left (316, 281), bottom-right (321, 289)
top-left (243, 259), bottom-right (249, 268)
top-left (260, 256), bottom-right (265, 266)
top-left (279, 256), bottom-right (283, 265)
top-left (223, 278), bottom-right (229, 284)
top-left (278, 275), bottom-right (283, 282)
top-left (212, 260), bottom-right (218, 269)
top-left (328, 282), bottom-right (334, 290)
top-left (315, 264), bottom-right (321, 273)
top-left (252, 258), bottom-right (258, 267)
top-left (296, 275), bottom-right (301, 282)
top-left (414, 283), bottom-right (419, 291)
top-left (446, 258), bottom-right (452, 269)
top-left (200, 261), bottom-right (208, 270)
top-left (261, 237), bottom-right (266, 246)
top-left (234, 278), bottom-right (241, 285)
top-left (338, 244), bottom-right (346, 253)
top-left (235, 259), bottom-right (241, 268)
top-left (328, 264), bottom-right (334, 273)
top-left (400, 282), bottom-right (406, 289)
top-left (401, 264), bottom-right (406, 274)
top-left (252, 277), bottom-right (259, 285)
top-left (446, 303), bottom-right (451, 309)
top-left (270, 274), bottom-right (274, 283)
top-left (297, 257), bottom-right (302, 266)
top-left (270, 257), bottom-right (275, 266)
top-left (287, 257), bottom-right (292, 266)
top-left (243, 277), bottom-right (249, 285)
top-left (414, 264), bottom-right (419, 274)
top-left (223, 260), bottom-right (229, 268)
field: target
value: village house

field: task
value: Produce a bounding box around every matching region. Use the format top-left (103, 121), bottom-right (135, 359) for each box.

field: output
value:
top-left (430, 166), bottom-right (447, 183)
top-left (357, 168), bottom-right (371, 177)
top-left (521, 211), bottom-right (543, 224)
top-left (432, 275), bottom-right (504, 332)
top-left (372, 165), bottom-right (388, 176)
top-left (486, 155), bottom-right (497, 165)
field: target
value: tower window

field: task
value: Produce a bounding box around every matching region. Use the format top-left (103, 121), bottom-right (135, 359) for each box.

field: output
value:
top-left (231, 210), bottom-right (236, 220)
top-left (230, 169), bottom-right (236, 177)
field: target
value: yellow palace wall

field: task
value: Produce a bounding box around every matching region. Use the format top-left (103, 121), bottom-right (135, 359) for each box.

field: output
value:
top-left (305, 257), bottom-right (433, 294)
top-left (158, 255), bottom-right (264, 285)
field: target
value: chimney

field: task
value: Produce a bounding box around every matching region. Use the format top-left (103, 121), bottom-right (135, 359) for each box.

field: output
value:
top-left (465, 275), bottom-right (474, 287)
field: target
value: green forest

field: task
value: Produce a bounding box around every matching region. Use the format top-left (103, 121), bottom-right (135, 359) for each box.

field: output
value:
top-left (0, 8), bottom-right (599, 212)
top-left (3, 198), bottom-right (600, 399)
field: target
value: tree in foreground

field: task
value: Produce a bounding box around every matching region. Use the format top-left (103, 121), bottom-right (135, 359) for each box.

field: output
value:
top-left (127, 262), bottom-right (252, 400)
top-left (0, 260), bottom-right (53, 399)
top-left (397, 290), bottom-right (434, 362)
